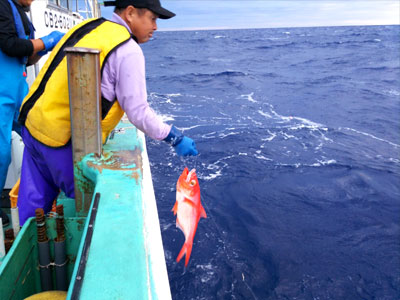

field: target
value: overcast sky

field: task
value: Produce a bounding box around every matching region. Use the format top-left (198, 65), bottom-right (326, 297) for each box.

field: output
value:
top-left (100, 0), bottom-right (400, 30)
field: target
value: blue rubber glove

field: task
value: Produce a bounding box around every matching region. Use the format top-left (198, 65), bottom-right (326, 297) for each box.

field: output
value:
top-left (175, 136), bottom-right (198, 156)
top-left (40, 31), bottom-right (64, 51)
top-left (164, 125), bottom-right (198, 156)
top-left (37, 50), bottom-right (48, 56)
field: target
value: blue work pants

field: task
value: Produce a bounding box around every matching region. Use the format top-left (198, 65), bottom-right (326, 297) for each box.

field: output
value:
top-left (0, 49), bottom-right (28, 191)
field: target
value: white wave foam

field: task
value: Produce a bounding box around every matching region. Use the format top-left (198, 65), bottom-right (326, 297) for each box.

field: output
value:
top-left (310, 130), bottom-right (333, 142)
top-left (179, 124), bottom-right (206, 132)
top-left (208, 57), bottom-right (231, 63)
top-left (148, 92), bottom-right (182, 100)
top-left (267, 37), bottom-right (287, 40)
top-left (277, 162), bottom-right (301, 168)
top-left (161, 223), bottom-right (174, 231)
top-left (219, 131), bottom-right (240, 138)
top-left (165, 93), bottom-right (182, 97)
top-left (339, 127), bottom-right (400, 148)
top-left (198, 155), bottom-right (236, 181)
top-left (315, 142), bottom-right (324, 150)
top-left (254, 154), bottom-right (272, 161)
top-left (196, 264), bottom-right (216, 283)
top-left (389, 157), bottom-right (400, 164)
top-left (263, 104), bottom-right (332, 142)
top-left (240, 92), bottom-right (257, 103)
top-left (266, 104), bottom-right (321, 129)
top-left (261, 130), bottom-right (277, 142)
top-left (281, 132), bottom-right (295, 139)
top-left (385, 89), bottom-right (400, 97)
top-left (311, 159), bottom-right (337, 167)
top-left (282, 115), bottom-right (325, 129)
top-left (202, 131), bottom-right (217, 139)
top-left (258, 110), bottom-right (272, 118)
top-left (201, 170), bottom-right (222, 181)
top-left (159, 114), bottom-right (175, 122)
top-left (277, 159), bottom-right (336, 168)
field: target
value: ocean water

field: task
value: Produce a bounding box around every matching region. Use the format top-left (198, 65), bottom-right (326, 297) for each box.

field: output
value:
top-left (141, 25), bottom-right (400, 300)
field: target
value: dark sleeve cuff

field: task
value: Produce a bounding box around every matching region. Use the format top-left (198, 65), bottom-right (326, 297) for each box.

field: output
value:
top-left (163, 125), bottom-right (184, 146)
top-left (2, 37), bottom-right (33, 57)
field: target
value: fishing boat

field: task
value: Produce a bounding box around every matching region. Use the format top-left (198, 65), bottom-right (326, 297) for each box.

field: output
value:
top-left (0, 1), bottom-right (171, 299)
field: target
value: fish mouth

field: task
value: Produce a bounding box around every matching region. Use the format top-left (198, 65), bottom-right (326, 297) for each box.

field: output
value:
top-left (186, 168), bottom-right (196, 182)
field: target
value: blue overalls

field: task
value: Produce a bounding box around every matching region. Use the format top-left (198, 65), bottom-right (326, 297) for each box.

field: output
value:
top-left (0, 0), bottom-right (34, 190)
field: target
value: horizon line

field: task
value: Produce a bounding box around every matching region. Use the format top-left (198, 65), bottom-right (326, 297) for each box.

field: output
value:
top-left (157, 23), bottom-right (399, 32)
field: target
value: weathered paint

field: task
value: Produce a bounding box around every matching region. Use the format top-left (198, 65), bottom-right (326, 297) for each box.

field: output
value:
top-left (67, 122), bottom-right (171, 299)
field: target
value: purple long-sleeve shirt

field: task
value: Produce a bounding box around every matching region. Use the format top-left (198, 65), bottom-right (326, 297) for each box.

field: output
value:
top-left (101, 13), bottom-right (171, 140)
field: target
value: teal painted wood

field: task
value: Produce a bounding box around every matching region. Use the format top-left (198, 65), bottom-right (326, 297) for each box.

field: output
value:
top-left (57, 192), bottom-right (77, 218)
top-left (67, 121), bottom-right (171, 300)
top-left (0, 218), bottom-right (41, 299)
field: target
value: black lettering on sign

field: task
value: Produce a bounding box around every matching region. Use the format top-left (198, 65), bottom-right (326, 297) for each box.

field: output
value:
top-left (43, 10), bottom-right (72, 30)
top-left (55, 13), bottom-right (59, 29)
top-left (49, 12), bottom-right (53, 28)
top-left (44, 11), bottom-right (49, 27)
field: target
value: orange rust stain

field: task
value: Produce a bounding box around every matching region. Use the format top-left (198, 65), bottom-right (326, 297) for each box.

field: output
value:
top-left (86, 148), bottom-right (143, 182)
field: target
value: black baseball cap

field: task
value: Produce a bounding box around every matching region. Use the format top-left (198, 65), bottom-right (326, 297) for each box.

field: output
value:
top-left (104, 0), bottom-right (175, 19)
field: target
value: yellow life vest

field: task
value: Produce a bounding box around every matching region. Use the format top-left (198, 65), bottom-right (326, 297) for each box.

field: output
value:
top-left (19, 18), bottom-right (133, 147)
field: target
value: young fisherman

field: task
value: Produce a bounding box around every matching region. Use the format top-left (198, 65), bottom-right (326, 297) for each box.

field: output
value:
top-left (17, 0), bottom-right (198, 225)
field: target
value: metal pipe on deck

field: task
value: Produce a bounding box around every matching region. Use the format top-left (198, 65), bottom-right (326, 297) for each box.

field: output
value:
top-left (11, 207), bottom-right (20, 238)
top-left (65, 47), bottom-right (102, 217)
top-left (0, 219), bottom-right (5, 263)
top-left (35, 208), bottom-right (53, 291)
top-left (55, 205), bottom-right (67, 291)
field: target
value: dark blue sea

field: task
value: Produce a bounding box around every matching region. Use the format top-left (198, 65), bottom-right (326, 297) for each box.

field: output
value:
top-left (141, 25), bottom-right (400, 300)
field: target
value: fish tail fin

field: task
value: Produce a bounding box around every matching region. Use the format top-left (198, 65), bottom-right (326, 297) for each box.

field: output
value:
top-left (176, 242), bottom-right (187, 264)
top-left (176, 240), bottom-right (194, 267)
top-left (184, 241), bottom-right (193, 267)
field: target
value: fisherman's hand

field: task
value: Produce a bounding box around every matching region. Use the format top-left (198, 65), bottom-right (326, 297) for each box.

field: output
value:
top-left (175, 136), bottom-right (198, 156)
top-left (40, 31), bottom-right (64, 52)
top-left (164, 125), bottom-right (199, 156)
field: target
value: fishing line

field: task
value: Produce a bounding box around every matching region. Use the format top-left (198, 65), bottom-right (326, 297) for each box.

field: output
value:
top-left (196, 176), bottom-right (259, 300)
top-left (200, 198), bottom-right (259, 299)
top-left (178, 155), bottom-right (188, 171)
top-left (192, 153), bottom-right (200, 171)
top-left (174, 142), bottom-right (256, 297)
top-left (178, 154), bottom-right (199, 171)
top-left (174, 157), bottom-right (258, 297)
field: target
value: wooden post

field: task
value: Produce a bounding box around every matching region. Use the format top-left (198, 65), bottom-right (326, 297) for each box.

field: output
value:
top-left (65, 47), bottom-right (102, 216)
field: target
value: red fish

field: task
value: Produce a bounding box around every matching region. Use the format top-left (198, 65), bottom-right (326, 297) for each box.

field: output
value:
top-left (172, 167), bottom-right (207, 266)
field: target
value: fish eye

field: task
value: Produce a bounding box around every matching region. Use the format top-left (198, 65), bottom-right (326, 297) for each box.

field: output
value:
top-left (190, 180), bottom-right (196, 186)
